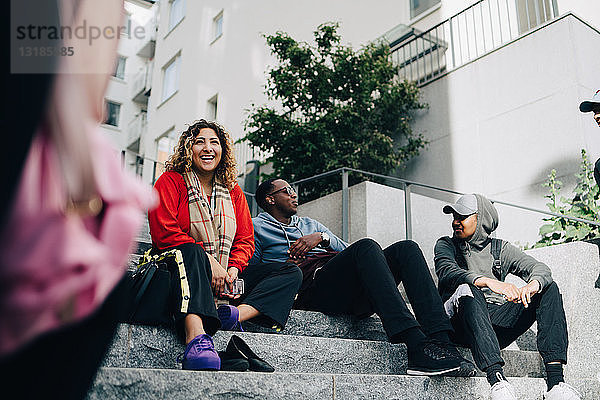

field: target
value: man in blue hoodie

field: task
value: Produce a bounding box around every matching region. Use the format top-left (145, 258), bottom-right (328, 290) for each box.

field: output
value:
top-left (250, 178), bottom-right (476, 377)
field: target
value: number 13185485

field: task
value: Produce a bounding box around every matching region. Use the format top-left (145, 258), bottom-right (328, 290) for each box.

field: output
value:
top-left (19, 46), bottom-right (74, 57)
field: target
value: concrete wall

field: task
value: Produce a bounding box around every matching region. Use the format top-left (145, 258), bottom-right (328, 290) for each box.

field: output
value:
top-left (298, 181), bottom-right (462, 263)
top-left (400, 14), bottom-right (600, 246)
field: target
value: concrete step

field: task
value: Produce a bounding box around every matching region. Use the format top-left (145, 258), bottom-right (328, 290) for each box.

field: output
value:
top-left (88, 368), bottom-right (599, 399)
top-left (245, 309), bottom-right (537, 351)
top-left (103, 325), bottom-right (543, 377)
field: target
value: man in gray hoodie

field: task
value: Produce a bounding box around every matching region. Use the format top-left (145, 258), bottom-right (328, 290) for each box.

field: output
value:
top-left (250, 178), bottom-right (477, 377)
top-left (434, 194), bottom-right (580, 400)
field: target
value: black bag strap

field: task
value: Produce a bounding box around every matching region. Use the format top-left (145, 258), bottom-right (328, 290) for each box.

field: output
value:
top-left (490, 238), bottom-right (503, 280)
top-left (130, 261), bottom-right (157, 320)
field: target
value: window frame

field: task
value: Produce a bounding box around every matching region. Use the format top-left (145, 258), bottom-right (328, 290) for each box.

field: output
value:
top-left (161, 53), bottom-right (181, 103)
top-left (103, 100), bottom-right (121, 127)
top-left (112, 55), bottom-right (126, 80)
top-left (211, 10), bottom-right (224, 43)
top-left (207, 94), bottom-right (218, 120)
top-left (409, 0), bottom-right (442, 21)
top-left (168, 0), bottom-right (185, 32)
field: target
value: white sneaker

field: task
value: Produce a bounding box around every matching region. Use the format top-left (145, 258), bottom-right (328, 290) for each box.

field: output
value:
top-left (490, 380), bottom-right (518, 400)
top-left (544, 382), bottom-right (581, 400)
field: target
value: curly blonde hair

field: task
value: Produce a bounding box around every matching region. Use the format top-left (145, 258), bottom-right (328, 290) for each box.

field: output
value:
top-left (164, 119), bottom-right (238, 189)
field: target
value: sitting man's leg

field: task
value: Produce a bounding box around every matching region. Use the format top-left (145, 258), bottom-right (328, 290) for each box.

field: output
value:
top-left (449, 284), bottom-right (513, 398)
top-left (297, 238), bottom-right (461, 376)
top-left (384, 240), bottom-right (455, 340)
top-left (490, 282), bottom-right (578, 399)
top-left (383, 240), bottom-right (477, 375)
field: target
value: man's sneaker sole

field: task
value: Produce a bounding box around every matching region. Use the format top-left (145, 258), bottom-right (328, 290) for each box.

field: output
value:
top-left (406, 365), bottom-right (461, 376)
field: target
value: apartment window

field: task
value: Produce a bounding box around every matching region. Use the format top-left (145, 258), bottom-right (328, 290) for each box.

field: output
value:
top-left (155, 128), bottom-right (178, 180)
top-left (124, 14), bottom-right (132, 36)
top-left (168, 0), bottom-right (185, 31)
top-left (161, 54), bottom-right (180, 102)
top-left (207, 94), bottom-right (218, 120)
top-left (103, 100), bottom-right (121, 127)
top-left (113, 55), bottom-right (126, 80)
top-left (212, 11), bottom-right (223, 42)
top-left (410, 0), bottom-right (441, 19)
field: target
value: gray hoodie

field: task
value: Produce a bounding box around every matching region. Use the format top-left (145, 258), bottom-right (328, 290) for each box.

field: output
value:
top-left (434, 194), bottom-right (553, 305)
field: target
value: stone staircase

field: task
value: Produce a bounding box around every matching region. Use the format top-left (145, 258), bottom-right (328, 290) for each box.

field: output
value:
top-left (92, 311), bottom-right (558, 399)
top-left (88, 225), bottom-right (600, 399)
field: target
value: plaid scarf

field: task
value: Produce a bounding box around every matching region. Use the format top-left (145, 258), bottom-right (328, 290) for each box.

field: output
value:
top-left (182, 171), bottom-right (237, 271)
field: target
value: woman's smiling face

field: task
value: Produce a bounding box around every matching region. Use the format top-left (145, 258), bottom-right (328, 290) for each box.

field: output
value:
top-left (191, 127), bottom-right (222, 175)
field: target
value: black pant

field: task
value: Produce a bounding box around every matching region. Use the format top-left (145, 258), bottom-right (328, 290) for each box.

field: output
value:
top-left (236, 262), bottom-right (303, 330)
top-left (0, 275), bottom-right (126, 400)
top-left (172, 243), bottom-right (302, 335)
top-left (450, 283), bottom-right (568, 371)
top-left (169, 243), bottom-right (221, 337)
top-left (295, 239), bottom-right (452, 341)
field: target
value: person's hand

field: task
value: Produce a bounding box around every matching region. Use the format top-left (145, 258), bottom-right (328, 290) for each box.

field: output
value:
top-left (475, 277), bottom-right (522, 303)
top-left (288, 233), bottom-right (322, 259)
top-left (518, 280), bottom-right (540, 308)
top-left (221, 267), bottom-right (241, 300)
top-left (285, 257), bottom-right (304, 265)
top-left (207, 254), bottom-right (227, 295)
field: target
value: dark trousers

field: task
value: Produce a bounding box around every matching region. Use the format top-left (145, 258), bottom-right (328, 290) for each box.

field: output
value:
top-left (450, 283), bottom-right (568, 371)
top-left (172, 243), bottom-right (302, 335)
top-left (0, 275), bottom-right (125, 400)
top-left (236, 262), bottom-right (303, 330)
top-left (169, 243), bottom-right (221, 337)
top-left (296, 239), bottom-right (452, 340)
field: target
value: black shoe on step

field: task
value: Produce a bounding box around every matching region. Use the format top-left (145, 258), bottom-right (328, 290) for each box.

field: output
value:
top-left (406, 339), bottom-right (461, 376)
top-left (428, 339), bottom-right (478, 377)
top-left (226, 334), bottom-right (275, 373)
top-left (218, 350), bottom-right (250, 371)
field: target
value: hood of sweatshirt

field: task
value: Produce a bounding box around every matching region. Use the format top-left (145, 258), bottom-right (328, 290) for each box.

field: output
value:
top-left (456, 194), bottom-right (504, 304)
top-left (466, 194), bottom-right (499, 250)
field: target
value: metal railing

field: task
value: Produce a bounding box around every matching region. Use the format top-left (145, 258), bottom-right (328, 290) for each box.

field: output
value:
top-left (131, 61), bottom-right (154, 102)
top-left (290, 167), bottom-right (600, 243)
top-left (389, 0), bottom-right (559, 86)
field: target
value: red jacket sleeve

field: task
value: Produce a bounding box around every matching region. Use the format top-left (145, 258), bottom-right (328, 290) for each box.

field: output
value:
top-left (228, 184), bottom-right (255, 272)
top-left (148, 171), bottom-right (196, 250)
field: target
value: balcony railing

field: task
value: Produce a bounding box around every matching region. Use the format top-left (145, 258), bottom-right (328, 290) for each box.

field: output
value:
top-left (127, 111), bottom-right (147, 151)
top-left (136, 18), bottom-right (157, 58)
top-left (389, 0), bottom-right (559, 86)
top-left (131, 61), bottom-right (154, 104)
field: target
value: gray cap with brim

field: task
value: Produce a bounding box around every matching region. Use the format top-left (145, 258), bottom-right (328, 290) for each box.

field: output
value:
top-left (443, 194), bottom-right (478, 216)
top-left (579, 90), bottom-right (600, 112)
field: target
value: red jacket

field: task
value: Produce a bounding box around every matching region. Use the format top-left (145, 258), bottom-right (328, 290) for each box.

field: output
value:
top-left (148, 171), bottom-right (254, 272)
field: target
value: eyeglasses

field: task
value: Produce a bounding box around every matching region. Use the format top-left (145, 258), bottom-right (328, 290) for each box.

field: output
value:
top-left (268, 186), bottom-right (296, 197)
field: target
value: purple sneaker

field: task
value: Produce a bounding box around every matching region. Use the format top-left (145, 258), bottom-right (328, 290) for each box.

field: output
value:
top-left (217, 305), bottom-right (244, 331)
top-left (177, 334), bottom-right (220, 371)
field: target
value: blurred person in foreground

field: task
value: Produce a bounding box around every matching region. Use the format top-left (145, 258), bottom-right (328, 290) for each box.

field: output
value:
top-left (434, 194), bottom-right (580, 400)
top-left (0, 0), bottom-right (154, 399)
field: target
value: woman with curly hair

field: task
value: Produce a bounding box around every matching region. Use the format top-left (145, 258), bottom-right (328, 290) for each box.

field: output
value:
top-left (148, 119), bottom-right (302, 371)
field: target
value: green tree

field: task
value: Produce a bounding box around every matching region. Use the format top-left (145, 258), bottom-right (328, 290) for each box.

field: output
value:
top-left (242, 22), bottom-right (427, 201)
top-left (534, 149), bottom-right (600, 247)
